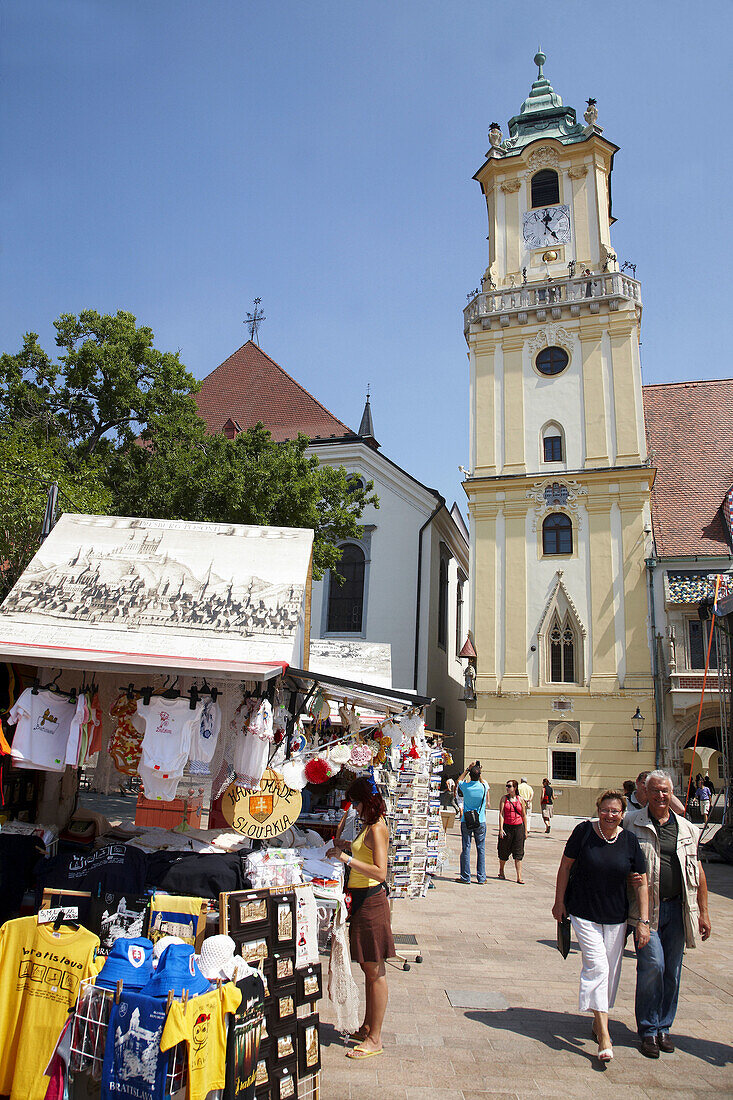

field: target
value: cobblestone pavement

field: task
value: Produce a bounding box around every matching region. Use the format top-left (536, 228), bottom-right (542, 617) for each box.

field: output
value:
top-left (319, 819), bottom-right (733, 1100)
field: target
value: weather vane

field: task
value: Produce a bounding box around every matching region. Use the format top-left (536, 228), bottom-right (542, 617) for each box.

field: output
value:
top-left (244, 298), bottom-right (266, 345)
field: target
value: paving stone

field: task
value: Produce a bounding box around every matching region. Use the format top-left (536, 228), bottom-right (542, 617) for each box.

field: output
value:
top-left (318, 821), bottom-right (733, 1098)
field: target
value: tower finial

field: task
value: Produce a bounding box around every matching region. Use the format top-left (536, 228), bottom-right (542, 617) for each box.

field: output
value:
top-left (534, 47), bottom-right (546, 77)
top-left (244, 298), bottom-right (266, 345)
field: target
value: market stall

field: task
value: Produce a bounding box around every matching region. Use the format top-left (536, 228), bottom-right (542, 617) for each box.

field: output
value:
top-left (0, 513), bottom-right (442, 1099)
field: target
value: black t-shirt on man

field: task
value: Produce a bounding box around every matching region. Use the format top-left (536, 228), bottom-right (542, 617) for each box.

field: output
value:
top-left (564, 820), bottom-right (646, 924)
top-left (651, 811), bottom-right (682, 900)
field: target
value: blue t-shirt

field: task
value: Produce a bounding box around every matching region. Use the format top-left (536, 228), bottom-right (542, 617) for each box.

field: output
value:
top-left (458, 780), bottom-right (488, 823)
top-left (696, 786), bottom-right (711, 802)
top-left (102, 991), bottom-right (168, 1100)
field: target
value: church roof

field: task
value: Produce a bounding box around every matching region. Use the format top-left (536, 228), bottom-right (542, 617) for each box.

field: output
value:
top-left (194, 341), bottom-right (355, 443)
top-left (644, 378), bottom-right (733, 558)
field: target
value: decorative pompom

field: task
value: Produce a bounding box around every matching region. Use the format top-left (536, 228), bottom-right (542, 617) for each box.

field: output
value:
top-left (305, 756), bottom-right (331, 784)
top-left (329, 743), bottom-right (352, 765)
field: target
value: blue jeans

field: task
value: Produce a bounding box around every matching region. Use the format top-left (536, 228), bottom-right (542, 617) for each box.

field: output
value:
top-left (635, 897), bottom-right (686, 1036)
top-left (460, 820), bottom-right (486, 882)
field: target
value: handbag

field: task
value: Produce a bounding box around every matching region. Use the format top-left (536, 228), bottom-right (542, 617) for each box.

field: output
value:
top-left (556, 915), bottom-right (571, 958)
top-left (463, 782), bottom-right (487, 831)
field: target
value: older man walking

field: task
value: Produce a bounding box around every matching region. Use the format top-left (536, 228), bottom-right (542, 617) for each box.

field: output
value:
top-left (624, 770), bottom-right (712, 1058)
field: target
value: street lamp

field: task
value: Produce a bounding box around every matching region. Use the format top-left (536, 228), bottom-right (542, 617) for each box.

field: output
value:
top-left (632, 706), bottom-right (645, 752)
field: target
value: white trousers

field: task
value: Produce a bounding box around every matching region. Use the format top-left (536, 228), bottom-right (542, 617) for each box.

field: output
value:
top-left (569, 915), bottom-right (626, 1013)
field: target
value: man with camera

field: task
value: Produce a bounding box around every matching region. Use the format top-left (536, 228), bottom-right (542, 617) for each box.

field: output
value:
top-left (456, 761), bottom-right (490, 884)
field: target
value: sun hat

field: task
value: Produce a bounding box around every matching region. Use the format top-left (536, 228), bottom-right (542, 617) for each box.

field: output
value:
top-left (95, 937), bottom-right (154, 992)
top-left (152, 935), bottom-right (185, 967)
top-left (141, 942), bottom-right (210, 998)
top-left (197, 934), bottom-right (255, 982)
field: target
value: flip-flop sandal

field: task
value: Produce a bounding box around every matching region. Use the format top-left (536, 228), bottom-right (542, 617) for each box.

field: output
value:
top-left (346, 1030), bottom-right (370, 1044)
top-left (346, 1046), bottom-right (383, 1059)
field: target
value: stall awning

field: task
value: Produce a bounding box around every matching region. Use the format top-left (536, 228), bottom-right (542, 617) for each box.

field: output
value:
top-left (0, 513), bottom-right (313, 679)
top-left (284, 667), bottom-right (432, 714)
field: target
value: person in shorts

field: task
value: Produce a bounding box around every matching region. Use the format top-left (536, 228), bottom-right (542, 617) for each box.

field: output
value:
top-left (541, 778), bottom-right (554, 833)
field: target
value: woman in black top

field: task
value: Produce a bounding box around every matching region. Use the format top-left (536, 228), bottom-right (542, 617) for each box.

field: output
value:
top-left (552, 790), bottom-right (650, 1063)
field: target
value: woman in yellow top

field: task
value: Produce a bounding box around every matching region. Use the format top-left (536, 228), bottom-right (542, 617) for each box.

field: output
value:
top-left (327, 776), bottom-right (394, 1059)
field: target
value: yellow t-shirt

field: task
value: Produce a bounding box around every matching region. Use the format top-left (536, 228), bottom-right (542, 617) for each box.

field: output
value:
top-left (161, 983), bottom-right (241, 1100)
top-left (0, 915), bottom-right (100, 1100)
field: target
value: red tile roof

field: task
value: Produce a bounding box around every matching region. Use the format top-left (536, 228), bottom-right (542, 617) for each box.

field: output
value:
top-left (643, 379), bottom-right (733, 558)
top-left (194, 341), bottom-right (354, 442)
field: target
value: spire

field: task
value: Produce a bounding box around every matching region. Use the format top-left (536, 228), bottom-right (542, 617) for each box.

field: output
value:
top-left (358, 387), bottom-right (378, 447)
top-left (496, 50), bottom-right (587, 157)
top-left (519, 47), bottom-right (563, 117)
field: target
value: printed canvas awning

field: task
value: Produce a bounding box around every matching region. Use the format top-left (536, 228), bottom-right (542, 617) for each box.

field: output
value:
top-left (0, 514), bottom-right (313, 679)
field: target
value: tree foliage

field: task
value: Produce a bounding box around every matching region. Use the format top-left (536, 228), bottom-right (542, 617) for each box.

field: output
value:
top-left (0, 311), bottom-right (377, 593)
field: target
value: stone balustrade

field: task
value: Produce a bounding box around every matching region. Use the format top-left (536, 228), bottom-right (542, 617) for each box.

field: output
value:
top-left (464, 271), bottom-right (642, 330)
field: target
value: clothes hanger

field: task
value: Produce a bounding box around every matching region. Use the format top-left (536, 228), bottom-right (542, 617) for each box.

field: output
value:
top-left (161, 676), bottom-right (180, 700)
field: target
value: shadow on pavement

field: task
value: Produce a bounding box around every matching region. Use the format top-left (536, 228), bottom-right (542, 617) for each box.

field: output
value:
top-left (463, 1007), bottom-right (733, 1067)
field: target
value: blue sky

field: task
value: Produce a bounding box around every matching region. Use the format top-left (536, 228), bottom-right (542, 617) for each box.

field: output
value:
top-left (2, 1), bottom-right (731, 509)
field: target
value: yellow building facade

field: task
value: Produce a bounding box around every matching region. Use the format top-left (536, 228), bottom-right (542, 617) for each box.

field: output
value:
top-left (463, 53), bottom-right (655, 815)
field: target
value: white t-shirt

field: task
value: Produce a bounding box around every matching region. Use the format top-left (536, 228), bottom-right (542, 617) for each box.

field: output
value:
top-left (8, 688), bottom-right (82, 772)
top-left (138, 697), bottom-right (204, 778)
top-left (188, 699), bottom-right (222, 767)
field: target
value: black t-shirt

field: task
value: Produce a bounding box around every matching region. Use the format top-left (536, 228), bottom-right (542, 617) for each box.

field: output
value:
top-left (224, 972), bottom-right (265, 1100)
top-left (650, 812), bottom-right (682, 900)
top-left (542, 784), bottom-right (554, 805)
top-left (38, 843), bottom-right (148, 901)
top-left (564, 821), bottom-right (646, 924)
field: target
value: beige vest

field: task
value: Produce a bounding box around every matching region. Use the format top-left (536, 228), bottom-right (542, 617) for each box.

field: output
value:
top-left (623, 808), bottom-right (701, 949)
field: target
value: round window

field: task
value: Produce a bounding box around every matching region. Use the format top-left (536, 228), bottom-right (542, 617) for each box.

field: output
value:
top-left (536, 346), bottom-right (569, 376)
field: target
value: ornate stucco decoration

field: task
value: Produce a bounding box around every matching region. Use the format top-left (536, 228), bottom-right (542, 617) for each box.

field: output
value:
top-left (526, 479), bottom-right (588, 530)
top-left (527, 146), bottom-right (559, 171)
top-left (568, 164), bottom-right (589, 179)
top-left (500, 178), bottom-right (522, 193)
top-left (528, 325), bottom-right (573, 356)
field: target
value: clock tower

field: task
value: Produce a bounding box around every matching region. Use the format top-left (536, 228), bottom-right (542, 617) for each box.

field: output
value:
top-left (462, 52), bottom-right (655, 815)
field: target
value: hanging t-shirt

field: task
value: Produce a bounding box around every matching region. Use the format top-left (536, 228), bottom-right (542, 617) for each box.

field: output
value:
top-left (160, 984), bottom-right (241, 1100)
top-left (7, 688), bottom-right (82, 772)
top-left (101, 991), bottom-right (168, 1100)
top-left (38, 843), bottom-right (148, 903)
top-left (139, 697), bottom-right (204, 776)
top-left (189, 698), bottom-right (222, 773)
top-left (0, 915), bottom-right (100, 1100)
top-left (224, 972), bottom-right (265, 1100)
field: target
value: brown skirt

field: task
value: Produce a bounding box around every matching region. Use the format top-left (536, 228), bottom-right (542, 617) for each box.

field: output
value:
top-left (349, 889), bottom-right (395, 963)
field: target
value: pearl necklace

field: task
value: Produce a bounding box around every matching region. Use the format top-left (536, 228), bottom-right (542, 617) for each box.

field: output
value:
top-left (596, 821), bottom-right (621, 844)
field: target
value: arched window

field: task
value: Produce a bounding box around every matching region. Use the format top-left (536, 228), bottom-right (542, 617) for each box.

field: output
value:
top-left (543, 513), bottom-right (572, 555)
top-left (542, 422), bottom-right (564, 463)
top-left (549, 612), bottom-right (576, 683)
top-left (536, 346), bottom-right (569, 376)
top-left (531, 169), bottom-right (560, 208)
top-left (437, 556), bottom-right (449, 648)
top-left (327, 544), bottom-right (365, 633)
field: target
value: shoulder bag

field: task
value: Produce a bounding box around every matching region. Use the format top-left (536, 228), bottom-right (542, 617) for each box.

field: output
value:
top-left (464, 782), bottom-right (487, 831)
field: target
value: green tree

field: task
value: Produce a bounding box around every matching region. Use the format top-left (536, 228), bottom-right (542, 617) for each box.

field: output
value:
top-left (0, 311), bottom-right (378, 588)
top-left (0, 309), bottom-right (202, 457)
top-left (110, 423), bottom-right (378, 576)
top-left (0, 425), bottom-right (111, 600)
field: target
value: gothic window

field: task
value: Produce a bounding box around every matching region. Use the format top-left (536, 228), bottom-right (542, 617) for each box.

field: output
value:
top-left (327, 544), bottom-right (365, 633)
top-left (536, 346), bottom-right (569, 376)
top-left (542, 512), bottom-right (573, 555)
top-left (549, 612), bottom-right (577, 683)
top-left (543, 435), bottom-right (563, 462)
top-left (437, 556), bottom-right (449, 649)
top-left (531, 169), bottom-right (560, 208)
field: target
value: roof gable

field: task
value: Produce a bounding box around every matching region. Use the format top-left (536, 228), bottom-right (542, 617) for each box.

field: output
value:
top-left (644, 379), bottom-right (733, 558)
top-left (194, 341), bottom-right (354, 443)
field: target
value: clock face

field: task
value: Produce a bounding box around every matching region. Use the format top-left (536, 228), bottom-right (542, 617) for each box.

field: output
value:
top-left (523, 204), bottom-right (572, 249)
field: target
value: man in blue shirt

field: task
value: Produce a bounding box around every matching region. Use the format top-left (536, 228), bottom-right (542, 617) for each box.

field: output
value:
top-left (457, 762), bottom-right (490, 884)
